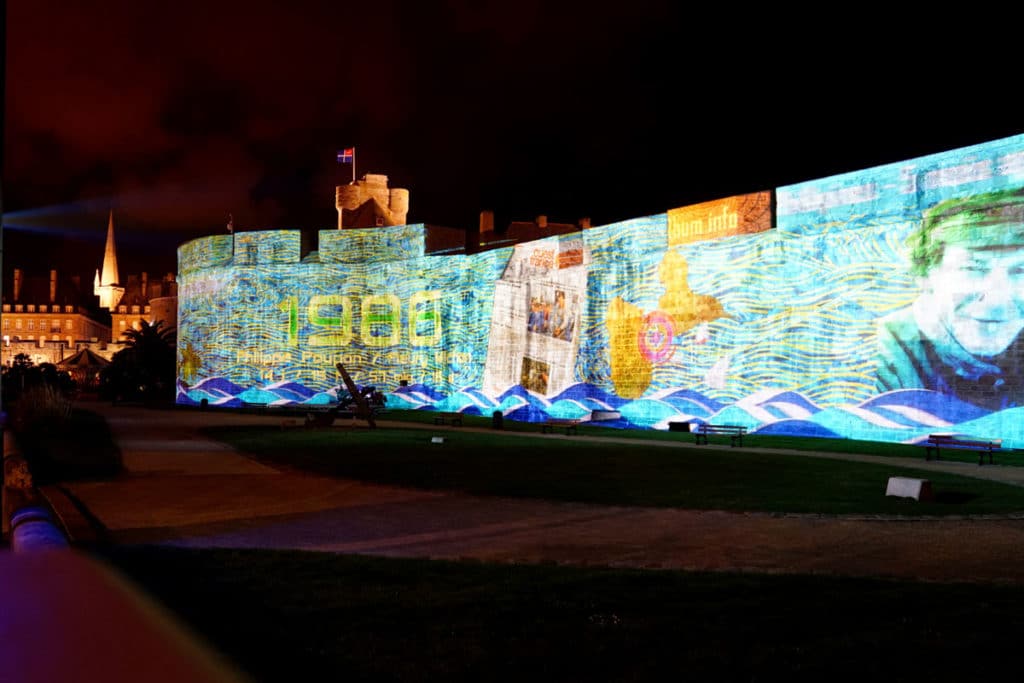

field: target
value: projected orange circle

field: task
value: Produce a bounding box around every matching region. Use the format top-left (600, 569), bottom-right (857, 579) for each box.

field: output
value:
top-left (638, 311), bottom-right (675, 363)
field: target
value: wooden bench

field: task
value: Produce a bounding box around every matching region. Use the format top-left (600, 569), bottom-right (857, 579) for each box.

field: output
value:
top-left (433, 412), bottom-right (463, 426)
top-left (694, 423), bottom-right (747, 447)
top-left (924, 434), bottom-right (1002, 465)
top-left (541, 418), bottom-right (581, 435)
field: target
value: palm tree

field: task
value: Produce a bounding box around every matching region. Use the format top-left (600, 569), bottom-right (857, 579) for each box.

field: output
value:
top-left (100, 320), bottom-right (177, 404)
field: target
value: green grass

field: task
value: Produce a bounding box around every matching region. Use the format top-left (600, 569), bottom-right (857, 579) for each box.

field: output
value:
top-left (203, 424), bottom-right (1024, 515)
top-left (99, 545), bottom-right (1024, 682)
top-left (380, 408), bottom-right (1018, 460)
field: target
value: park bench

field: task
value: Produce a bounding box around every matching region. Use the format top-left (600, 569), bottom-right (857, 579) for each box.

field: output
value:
top-left (923, 434), bottom-right (1002, 465)
top-left (433, 412), bottom-right (463, 426)
top-left (541, 418), bottom-right (581, 435)
top-left (694, 423), bottom-right (747, 447)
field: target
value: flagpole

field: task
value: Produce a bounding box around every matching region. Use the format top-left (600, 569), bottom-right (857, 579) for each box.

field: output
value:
top-left (351, 147), bottom-right (356, 183)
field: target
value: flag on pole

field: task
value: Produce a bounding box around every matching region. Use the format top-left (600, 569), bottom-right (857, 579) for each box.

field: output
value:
top-left (227, 213), bottom-right (234, 233)
top-left (337, 147), bottom-right (355, 164)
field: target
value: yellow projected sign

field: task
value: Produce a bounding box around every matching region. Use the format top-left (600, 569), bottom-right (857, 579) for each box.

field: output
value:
top-left (667, 192), bottom-right (772, 246)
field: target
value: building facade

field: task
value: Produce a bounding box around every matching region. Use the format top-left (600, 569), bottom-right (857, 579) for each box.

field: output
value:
top-left (1, 268), bottom-right (113, 366)
top-left (110, 272), bottom-right (178, 341)
top-left (2, 211), bottom-right (178, 366)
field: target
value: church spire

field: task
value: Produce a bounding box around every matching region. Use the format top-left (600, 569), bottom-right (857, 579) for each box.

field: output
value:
top-left (94, 210), bottom-right (125, 310)
top-left (100, 210), bottom-right (120, 287)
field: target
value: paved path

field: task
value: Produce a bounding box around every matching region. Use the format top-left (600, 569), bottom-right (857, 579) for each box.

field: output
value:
top-left (54, 402), bottom-right (1024, 584)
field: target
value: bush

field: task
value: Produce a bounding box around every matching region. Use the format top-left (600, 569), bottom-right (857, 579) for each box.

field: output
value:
top-left (11, 384), bottom-right (73, 432)
top-left (10, 392), bottom-right (122, 485)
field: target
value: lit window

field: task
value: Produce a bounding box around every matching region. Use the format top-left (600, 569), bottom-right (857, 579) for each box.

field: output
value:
top-left (39, 305), bottom-right (47, 313)
top-left (15, 320), bottom-right (22, 329)
top-left (66, 336), bottom-right (72, 344)
top-left (145, 306), bottom-right (151, 314)
top-left (1, 304), bottom-right (8, 312)
top-left (15, 305), bottom-right (23, 312)
top-left (119, 321), bottom-right (126, 329)
top-left (131, 305), bottom-right (140, 314)
top-left (27, 305), bottom-right (35, 312)
top-left (1, 319), bottom-right (7, 330)
top-left (27, 321), bottom-right (34, 330)
top-left (118, 305), bottom-right (127, 313)
top-left (65, 320), bottom-right (73, 330)
top-left (65, 306), bottom-right (73, 313)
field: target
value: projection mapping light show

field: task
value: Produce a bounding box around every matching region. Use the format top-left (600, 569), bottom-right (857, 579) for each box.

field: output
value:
top-left (177, 134), bottom-right (1024, 448)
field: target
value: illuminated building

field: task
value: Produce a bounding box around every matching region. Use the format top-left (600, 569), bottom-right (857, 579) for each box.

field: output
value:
top-left (335, 175), bottom-right (409, 229)
top-left (109, 272), bottom-right (178, 341)
top-left (1, 268), bottom-right (111, 366)
top-left (2, 211), bottom-right (178, 366)
top-left (177, 133), bottom-right (1024, 451)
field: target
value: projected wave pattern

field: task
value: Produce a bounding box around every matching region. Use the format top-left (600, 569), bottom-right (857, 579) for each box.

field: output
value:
top-left (176, 379), bottom-right (1024, 449)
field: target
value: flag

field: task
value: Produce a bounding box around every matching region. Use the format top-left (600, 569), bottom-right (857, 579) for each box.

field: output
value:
top-left (337, 147), bottom-right (354, 164)
top-left (227, 213), bottom-right (234, 233)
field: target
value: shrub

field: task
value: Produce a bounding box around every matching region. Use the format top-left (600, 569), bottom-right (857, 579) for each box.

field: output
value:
top-left (10, 394), bottom-right (122, 485)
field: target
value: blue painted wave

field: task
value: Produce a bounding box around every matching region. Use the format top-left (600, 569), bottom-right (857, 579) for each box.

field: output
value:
top-left (175, 378), bottom-right (1024, 448)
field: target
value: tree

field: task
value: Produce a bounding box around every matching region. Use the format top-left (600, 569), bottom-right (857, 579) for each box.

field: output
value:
top-left (1, 353), bottom-right (76, 406)
top-left (100, 320), bottom-right (177, 404)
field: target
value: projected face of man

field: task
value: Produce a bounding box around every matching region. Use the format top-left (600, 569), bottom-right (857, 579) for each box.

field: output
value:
top-left (926, 244), bottom-right (1024, 357)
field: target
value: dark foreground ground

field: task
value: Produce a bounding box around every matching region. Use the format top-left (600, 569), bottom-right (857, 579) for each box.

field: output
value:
top-left (33, 402), bottom-right (1024, 681)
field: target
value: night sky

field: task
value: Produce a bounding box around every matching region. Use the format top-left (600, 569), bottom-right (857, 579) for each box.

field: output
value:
top-left (4, 2), bottom-right (1022, 283)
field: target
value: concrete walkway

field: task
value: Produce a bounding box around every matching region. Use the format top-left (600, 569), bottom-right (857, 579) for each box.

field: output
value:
top-left (52, 401), bottom-right (1024, 584)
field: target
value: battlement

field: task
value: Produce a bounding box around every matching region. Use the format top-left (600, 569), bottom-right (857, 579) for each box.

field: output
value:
top-left (177, 225), bottom-right (430, 276)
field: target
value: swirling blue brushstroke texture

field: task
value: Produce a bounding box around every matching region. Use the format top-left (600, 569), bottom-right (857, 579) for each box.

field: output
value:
top-left (176, 134), bottom-right (1024, 448)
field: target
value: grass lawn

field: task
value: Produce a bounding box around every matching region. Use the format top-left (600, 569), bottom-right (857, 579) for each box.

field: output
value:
top-left (203, 424), bottom-right (1024, 516)
top-left (99, 545), bottom-right (1024, 682)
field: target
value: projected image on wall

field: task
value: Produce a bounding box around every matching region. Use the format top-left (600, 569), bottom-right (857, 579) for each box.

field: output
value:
top-left (520, 357), bottom-right (551, 395)
top-left (176, 134), bottom-right (1024, 448)
top-left (874, 187), bottom-right (1024, 411)
top-left (483, 238), bottom-right (587, 399)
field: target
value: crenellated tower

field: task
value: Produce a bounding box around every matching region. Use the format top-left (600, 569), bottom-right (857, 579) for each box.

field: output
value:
top-left (335, 174), bottom-right (410, 229)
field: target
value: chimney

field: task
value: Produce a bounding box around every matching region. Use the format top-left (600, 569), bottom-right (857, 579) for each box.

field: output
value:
top-left (141, 272), bottom-right (149, 299)
top-left (50, 270), bottom-right (58, 303)
top-left (579, 217), bottom-right (592, 229)
top-left (479, 210), bottom-right (495, 235)
top-left (536, 215), bottom-right (548, 228)
top-left (14, 268), bottom-right (22, 301)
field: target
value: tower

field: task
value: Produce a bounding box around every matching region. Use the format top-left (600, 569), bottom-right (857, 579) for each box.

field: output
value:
top-left (94, 210), bottom-right (125, 310)
top-left (335, 175), bottom-right (410, 229)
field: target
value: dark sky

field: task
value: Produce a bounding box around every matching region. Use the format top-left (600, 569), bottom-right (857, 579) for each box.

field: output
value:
top-left (4, 1), bottom-right (1022, 283)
